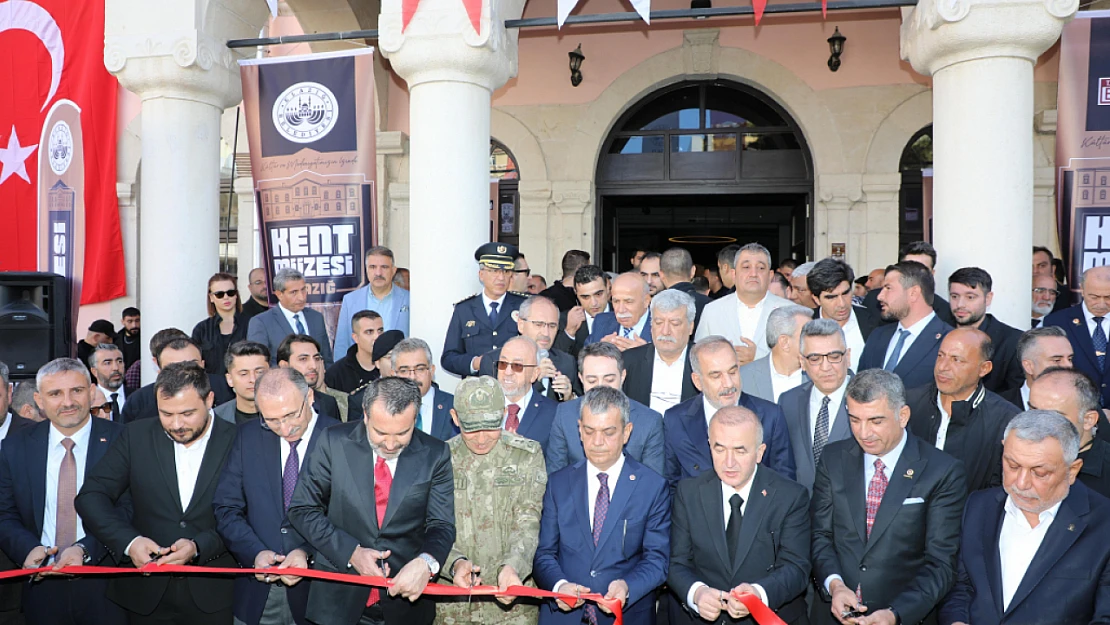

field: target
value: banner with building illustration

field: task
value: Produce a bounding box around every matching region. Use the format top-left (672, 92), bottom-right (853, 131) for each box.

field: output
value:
top-left (1057, 12), bottom-right (1110, 293)
top-left (239, 49), bottom-right (377, 341)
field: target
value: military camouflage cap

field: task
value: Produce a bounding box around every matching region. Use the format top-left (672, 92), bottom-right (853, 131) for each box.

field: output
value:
top-left (454, 376), bottom-right (506, 432)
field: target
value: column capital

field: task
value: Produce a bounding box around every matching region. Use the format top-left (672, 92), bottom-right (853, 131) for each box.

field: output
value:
top-left (104, 0), bottom-right (269, 108)
top-left (900, 0), bottom-right (1077, 76)
top-left (551, 180), bottom-right (593, 215)
top-left (379, 0), bottom-right (525, 91)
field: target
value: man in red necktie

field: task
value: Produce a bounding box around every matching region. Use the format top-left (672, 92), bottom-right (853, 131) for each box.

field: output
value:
top-left (286, 377), bottom-right (456, 625)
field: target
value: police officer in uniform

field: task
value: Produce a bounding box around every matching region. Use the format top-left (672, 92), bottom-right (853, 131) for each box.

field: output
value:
top-left (438, 376), bottom-right (547, 625)
top-left (442, 243), bottom-right (527, 378)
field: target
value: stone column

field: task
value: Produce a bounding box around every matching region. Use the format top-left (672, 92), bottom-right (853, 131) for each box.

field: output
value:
top-left (517, 180), bottom-right (553, 277)
top-left (114, 182), bottom-right (139, 317)
top-left (379, 0), bottom-right (525, 385)
top-left (860, 173), bottom-right (903, 271)
top-left (105, 0), bottom-right (269, 381)
top-left (900, 0), bottom-right (1076, 327)
top-left (234, 176), bottom-right (256, 291)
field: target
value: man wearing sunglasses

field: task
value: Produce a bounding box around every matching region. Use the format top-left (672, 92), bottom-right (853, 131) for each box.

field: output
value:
top-left (479, 296), bottom-right (579, 401)
top-left (213, 367), bottom-right (340, 625)
top-left (496, 336), bottom-right (558, 451)
top-left (778, 319), bottom-right (854, 493)
top-left (906, 327), bottom-right (1019, 492)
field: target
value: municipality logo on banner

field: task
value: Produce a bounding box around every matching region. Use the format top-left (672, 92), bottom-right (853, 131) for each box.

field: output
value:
top-left (257, 55), bottom-right (357, 157)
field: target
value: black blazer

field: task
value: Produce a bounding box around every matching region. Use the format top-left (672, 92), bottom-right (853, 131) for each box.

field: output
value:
top-left (667, 281), bottom-right (712, 332)
top-left (554, 311), bottom-right (591, 359)
top-left (858, 315), bottom-right (953, 390)
top-left (622, 343), bottom-right (697, 408)
top-left (213, 413), bottom-right (340, 625)
top-left (286, 421), bottom-right (455, 625)
top-left (668, 467), bottom-right (811, 625)
top-left (810, 432), bottom-right (968, 625)
top-left (941, 482), bottom-right (1110, 625)
top-left (977, 314), bottom-right (1024, 393)
top-left (75, 416), bottom-right (239, 616)
top-left (1043, 304), bottom-right (1110, 407)
top-left (0, 414), bottom-right (33, 612)
top-left (864, 289), bottom-right (957, 327)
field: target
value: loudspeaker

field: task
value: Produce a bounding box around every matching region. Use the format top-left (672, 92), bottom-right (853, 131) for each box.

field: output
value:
top-left (0, 272), bottom-right (71, 379)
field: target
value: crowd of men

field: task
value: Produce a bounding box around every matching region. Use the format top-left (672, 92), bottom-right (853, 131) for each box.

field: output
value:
top-left (0, 238), bottom-right (1109, 625)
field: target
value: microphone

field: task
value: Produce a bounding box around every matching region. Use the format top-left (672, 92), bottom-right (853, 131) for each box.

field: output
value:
top-left (537, 348), bottom-right (552, 393)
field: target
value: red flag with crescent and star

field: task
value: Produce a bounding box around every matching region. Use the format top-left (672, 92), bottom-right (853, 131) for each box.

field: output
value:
top-left (0, 0), bottom-right (123, 304)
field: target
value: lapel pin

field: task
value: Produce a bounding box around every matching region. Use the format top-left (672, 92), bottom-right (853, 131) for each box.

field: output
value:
top-left (466, 320), bottom-right (476, 327)
top-left (1068, 524), bottom-right (1075, 532)
top-left (904, 469), bottom-right (914, 478)
top-left (761, 489), bottom-right (767, 497)
top-left (1074, 318), bottom-right (1082, 326)
top-left (629, 474), bottom-right (636, 481)
top-left (437, 404), bottom-right (443, 410)
top-left (935, 333), bottom-right (942, 340)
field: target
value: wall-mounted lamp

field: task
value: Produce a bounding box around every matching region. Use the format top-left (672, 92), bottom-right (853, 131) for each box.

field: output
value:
top-left (569, 44), bottom-right (585, 87)
top-left (827, 27), bottom-right (846, 72)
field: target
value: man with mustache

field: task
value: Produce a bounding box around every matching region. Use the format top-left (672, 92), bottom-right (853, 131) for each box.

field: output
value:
top-left (77, 362), bottom-right (240, 623)
top-left (1028, 367), bottom-right (1110, 498)
top-left (622, 290), bottom-right (698, 414)
top-left (335, 246), bottom-right (411, 357)
top-left (947, 267), bottom-right (1023, 392)
top-left (114, 307), bottom-right (142, 371)
top-left (1030, 273), bottom-right (1059, 329)
top-left (89, 344), bottom-right (127, 422)
top-left (587, 273), bottom-right (653, 351)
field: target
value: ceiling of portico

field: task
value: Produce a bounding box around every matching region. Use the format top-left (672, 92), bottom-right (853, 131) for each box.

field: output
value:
top-left (283, 0), bottom-right (379, 52)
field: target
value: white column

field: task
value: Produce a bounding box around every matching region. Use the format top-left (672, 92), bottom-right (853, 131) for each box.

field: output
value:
top-left (114, 182), bottom-right (139, 316)
top-left (234, 176), bottom-right (256, 291)
top-left (379, 0), bottom-right (524, 387)
top-left (900, 0), bottom-right (1076, 327)
top-left (105, 0), bottom-right (269, 382)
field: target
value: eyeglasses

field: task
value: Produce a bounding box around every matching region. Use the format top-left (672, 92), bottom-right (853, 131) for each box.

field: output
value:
top-left (497, 360), bottom-right (537, 373)
top-left (90, 402), bottom-right (113, 416)
top-left (210, 290), bottom-right (238, 299)
top-left (261, 392), bottom-right (308, 432)
top-left (803, 351), bottom-right (846, 364)
top-left (522, 318), bottom-right (559, 332)
top-left (1032, 287), bottom-right (1058, 299)
top-left (513, 268), bottom-right (531, 276)
top-left (396, 365), bottom-right (431, 376)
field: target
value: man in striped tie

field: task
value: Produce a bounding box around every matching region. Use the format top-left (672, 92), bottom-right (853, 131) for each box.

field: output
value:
top-left (533, 386), bottom-right (671, 625)
top-left (809, 369), bottom-right (968, 625)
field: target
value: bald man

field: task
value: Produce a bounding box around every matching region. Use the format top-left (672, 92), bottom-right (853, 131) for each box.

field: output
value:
top-left (585, 272), bottom-right (653, 351)
top-left (907, 328), bottom-right (1020, 491)
top-left (1043, 265), bottom-right (1110, 407)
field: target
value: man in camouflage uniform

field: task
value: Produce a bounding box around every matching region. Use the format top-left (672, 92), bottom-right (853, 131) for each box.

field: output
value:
top-left (437, 376), bottom-right (547, 625)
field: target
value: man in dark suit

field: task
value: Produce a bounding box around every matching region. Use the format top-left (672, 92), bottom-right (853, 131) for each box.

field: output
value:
top-left (496, 336), bottom-right (558, 450)
top-left (858, 261), bottom-right (954, 390)
top-left (0, 361), bottom-right (33, 625)
top-left (479, 296), bottom-right (579, 401)
top-left (941, 411), bottom-right (1110, 625)
top-left (659, 247), bottom-right (711, 331)
top-left (861, 241), bottom-right (957, 327)
top-left (546, 343), bottom-right (665, 475)
top-left (274, 335), bottom-right (342, 421)
top-left (441, 243), bottom-right (526, 377)
top-left (811, 369), bottom-right (967, 625)
top-left (76, 362), bottom-right (239, 624)
top-left (779, 319), bottom-right (853, 493)
top-left (947, 267), bottom-right (1024, 393)
top-left (122, 334), bottom-right (234, 423)
top-left (247, 268), bottom-right (334, 368)
top-left (533, 387), bottom-right (671, 625)
top-left (669, 405), bottom-right (811, 625)
top-left (286, 377), bottom-right (455, 625)
top-left (665, 336), bottom-right (795, 485)
top-left (553, 265), bottom-right (610, 359)
top-left (808, 258), bottom-right (879, 374)
top-left (0, 359), bottom-right (125, 625)
top-left (213, 368), bottom-right (340, 625)
top-left (1043, 265), bottom-right (1110, 407)
top-left (1029, 368), bottom-right (1110, 498)
top-left (907, 328), bottom-right (1019, 492)
top-left (391, 338), bottom-right (458, 441)
top-left (587, 273), bottom-right (653, 349)
top-left (622, 290), bottom-right (698, 414)
top-left (1001, 326), bottom-right (1074, 411)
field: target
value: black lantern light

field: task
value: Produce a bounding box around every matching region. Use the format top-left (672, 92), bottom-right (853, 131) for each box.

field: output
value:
top-left (569, 44), bottom-right (585, 87)
top-left (827, 27), bottom-right (846, 72)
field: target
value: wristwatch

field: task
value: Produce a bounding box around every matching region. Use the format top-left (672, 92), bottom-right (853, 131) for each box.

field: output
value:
top-left (418, 553), bottom-right (440, 578)
top-left (74, 542), bottom-right (91, 564)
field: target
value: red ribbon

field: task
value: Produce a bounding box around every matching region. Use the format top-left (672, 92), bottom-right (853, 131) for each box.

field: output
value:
top-left (0, 564), bottom-right (623, 624)
top-left (732, 590), bottom-right (788, 625)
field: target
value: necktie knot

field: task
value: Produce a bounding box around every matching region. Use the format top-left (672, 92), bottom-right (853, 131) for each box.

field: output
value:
top-left (622, 326), bottom-right (631, 338)
top-left (874, 458), bottom-right (885, 473)
top-left (729, 493), bottom-right (743, 512)
top-left (597, 472), bottom-right (609, 487)
top-left (821, 395), bottom-right (831, 408)
top-left (293, 314), bottom-right (306, 335)
top-left (289, 439), bottom-right (301, 452)
top-left (1098, 317), bottom-right (1106, 326)
top-left (490, 302), bottom-right (499, 312)
top-left (376, 456), bottom-right (387, 471)
top-left (111, 392), bottom-right (118, 401)
top-left (61, 438), bottom-right (75, 452)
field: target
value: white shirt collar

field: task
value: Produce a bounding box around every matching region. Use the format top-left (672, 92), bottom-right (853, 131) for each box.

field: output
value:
top-left (812, 377), bottom-right (848, 410)
top-left (864, 426), bottom-right (909, 470)
top-left (1020, 382), bottom-right (1030, 409)
top-left (703, 395), bottom-right (737, 426)
top-left (482, 292), bottom-right (508, 312)
top-left (98, 384), bottom-right (125, 403)
top-left (620, 310), bottom-right (649, 338)
top-left (653, 346), bottom-right (687, 369)
top-left (1004, 495), bottom-right (1061, 528)
top-left (1083, 302), bottom-right (1109, 338)
top-left (278, 303), bottom-right (307, 330)
top-left (721, 465), bottom-right (757, 505)
top-left (735, 291), bottom-right (769, 310)
top-left (899, 310), bottom-right (937, 337)
top-left (49, 417), bottom-right (93, 450)
top-left (587, 453), bottom-right (626, 483)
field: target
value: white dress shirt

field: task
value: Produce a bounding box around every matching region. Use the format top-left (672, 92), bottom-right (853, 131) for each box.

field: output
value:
top-left (482, 292), bottom-right (508, 318)
top-left (418, 385), bottom-right (436, 436)
top-left (935, 396), bottom-right (952, 451)
top-left (650, 347), bottom-right (687, 414)
top-left (0, 415), bottom-right (11, 453)
top-left (809, 378), bottom-right (848, 444)
top-left (370, 449), bottom-right (399, 477)
top-left (882, 312), bottom-right (937, 369)
top-left (1083, 302), bottom-right (1110, 343)
top-left (769, 362), bottom-right (804, 403)
top-left (278, 303), bottom-right (308, 334)
top-left (686, 468), bottom-right (769, 612)
top-left (703, 396), bottom-right (729, 430)
top-left (736, 294), bottom-right (769, 343)
top-left (172, 413), bottom-right (215, 511)
top-left (554, 454), bottom-right (626, 594)
top-left (280, 411), bottom-right (320, 471)
top-left (1019, 382), bottom-right (1030, 410)
top-left (98, 384), bottom-right (127, 414)
top-left (825, 428), bottom-right (909, 593)
top-left (42, 419), bottom-right (92, 548)
top-left (999, 496), bottom-right (1060, 610)
top-left (503, 387), bottom-right (534, 430)
top-left (841, 311), bottom-right (866, 372)
top-left (619, 312), bottom-right (649, 340)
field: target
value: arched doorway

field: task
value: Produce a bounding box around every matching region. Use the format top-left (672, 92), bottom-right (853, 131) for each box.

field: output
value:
top-left (490, 139), bottom-right (520, 248)
top-left (899, 125), bottom-right (933, 248)
top-left (596, 81), bottom-right (813, 271)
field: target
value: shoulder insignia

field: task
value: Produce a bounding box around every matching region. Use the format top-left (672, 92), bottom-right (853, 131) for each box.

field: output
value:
top-left (466, 320), bottom-right (476, 328)
top-left (503, 432), bottom-right (542, 454)
top-left (508, 291), bottom-right (529, 298)
top-left (454, 293), bottom-right (479, 306)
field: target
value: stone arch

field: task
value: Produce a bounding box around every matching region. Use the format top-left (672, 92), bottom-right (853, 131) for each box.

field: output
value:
top-left (864, 89), bottom-right (933, 174)
top-left (492, 108), bottom-right (549, 183)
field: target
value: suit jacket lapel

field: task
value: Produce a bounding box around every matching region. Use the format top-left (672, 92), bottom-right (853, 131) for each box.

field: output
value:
top-left (798, 387), bottom-right (816, 463)
top-left (383, 436), bottom-right (429, 528)
top-left (343, 424), bottom-right (378, 531)
top-left (830, 399), bottom-right (851, 443)
top-left (263, 428), bottom-right (283, 512)
top-left (684, 399), bottom-right (710, 469)
top-left (641, 312), bottom-right (652, 342)
top-left (983, 490), bottom-right (1007, 615)
top-left (843, 445), bottom-right (868, 543)
top-left (1004, 489), bottom-right (1088, 616)
top-left (30, 424), bottom-right (49, 534)
top-left (1067, 310), bottom-right (1100, 372)
top-left (681, 357), bottom-right (697, 400)
top-left (895, 321), bottom-right (940, 378)
top-left (431, 391), bottom-right (451, 440)
top-left (594, 460), bottom-right (636, 559)
top-left (732, 469), bottom-right (770, 575)
top-left (699, 475), bottom-right (731, 573)
top-left (184, 422), bottom-right (233, 516)
top-left (573, 463), bottom-right (593, 547)
top-left (273, 307), bottom-right (295, 337)
top-left (471, 297), bottom-right (493, 332)
top-left (864, 435), bottom-right (925, 552)
top-left (152, 420), bottom-right (184, 514)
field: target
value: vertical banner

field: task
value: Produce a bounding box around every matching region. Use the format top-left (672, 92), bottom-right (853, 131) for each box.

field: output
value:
top-left (1057, 12), bottom-right (1110, 294)
top-left (239, 50), bottom-right (377, 343)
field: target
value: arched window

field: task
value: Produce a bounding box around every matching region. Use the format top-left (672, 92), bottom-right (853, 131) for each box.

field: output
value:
top-left (899, 125), bottom-right (933, 248)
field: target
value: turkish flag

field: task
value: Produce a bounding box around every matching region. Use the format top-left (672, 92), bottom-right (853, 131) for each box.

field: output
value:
top-left (0, 0), bottom-right (123, 304)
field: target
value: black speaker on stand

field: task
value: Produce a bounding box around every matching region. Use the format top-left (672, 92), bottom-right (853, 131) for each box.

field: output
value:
top-left (0, 272), bottom-right (71, 379)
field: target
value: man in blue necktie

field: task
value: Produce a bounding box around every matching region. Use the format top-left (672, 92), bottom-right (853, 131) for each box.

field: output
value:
top-left (585, 273), bottom-right (654, 352)
top-left (1043, 264), bottom-right (1110, 407)
top-left (247, 268), bottom-right (335, 368)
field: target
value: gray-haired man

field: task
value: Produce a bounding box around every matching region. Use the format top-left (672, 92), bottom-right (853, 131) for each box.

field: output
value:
top-left (248, 268), bottom-right (334, 368)
top-left (739, 305), bottom-right (813, 403)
